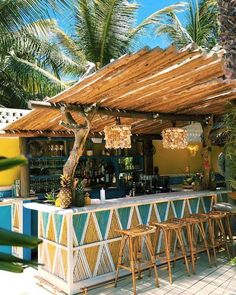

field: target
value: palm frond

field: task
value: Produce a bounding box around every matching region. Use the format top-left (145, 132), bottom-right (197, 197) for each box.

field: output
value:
top-left (7, 52), bottom-right (68, 89)
top-left (75, 0), bottom-right (99, 64)
top-left (94, 0), bottom-right (139, 65)
top-left (155, 0), bottom-right (219, 50)
top-left (156, 12), bottom-right (193, 49)
top-left (0, 0), bottom-right (69, 34)
top-left (53, 27), bottom-right (87, 66)
top-left (131, 2), bottom-right (188, 38)
top-left (0, 252), bottom-right (40, 273)
top-left (0, 156), bottom-right (27, 171)
top-left (0, 69), bottom-right (33, 108)
top-left (0, 228), bottom-right (41, 247)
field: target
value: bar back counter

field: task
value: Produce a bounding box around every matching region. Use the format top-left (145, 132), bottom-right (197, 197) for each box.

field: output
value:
top-left (24, 190), bottom-right (228, 295)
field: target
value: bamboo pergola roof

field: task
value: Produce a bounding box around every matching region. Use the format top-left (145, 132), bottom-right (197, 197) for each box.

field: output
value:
top-left (3, 45), bottom-right (236, 137)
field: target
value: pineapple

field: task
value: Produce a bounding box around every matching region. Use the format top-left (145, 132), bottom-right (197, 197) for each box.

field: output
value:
top-left (59, 174), bottom-right (72, 209)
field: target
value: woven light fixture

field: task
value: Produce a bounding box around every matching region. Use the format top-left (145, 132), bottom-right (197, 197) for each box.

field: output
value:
top-left (162, 127), bottom-right (188, 149)
top-left (184, 122), bottom-right (203, 142)
top-left (104, 122), bottom-right (132, 149)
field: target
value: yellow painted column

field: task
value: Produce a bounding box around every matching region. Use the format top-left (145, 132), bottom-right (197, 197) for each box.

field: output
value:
top-left (0, 137), bottom-right (20, 186)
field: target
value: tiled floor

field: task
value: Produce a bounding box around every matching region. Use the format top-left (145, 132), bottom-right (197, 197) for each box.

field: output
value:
top-left (0, 253), bottom-right (236, 294)
top-left (89, 253), bottom-right (236, 295)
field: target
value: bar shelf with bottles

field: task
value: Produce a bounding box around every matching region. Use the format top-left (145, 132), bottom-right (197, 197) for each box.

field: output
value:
top-left (27, 137), bottom-right (145, 198)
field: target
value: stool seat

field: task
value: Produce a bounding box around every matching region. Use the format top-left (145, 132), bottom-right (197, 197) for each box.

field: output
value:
top-left (190, 213), bottom-right (209, 220)
top-left (170, 217), bottom-right (202, 225)
top-left (156, 221), bottom-right (183, 229)
top-left (117, 225), bottom-right (155, 237)
top-left (208, 211), bottom-right (227, 219)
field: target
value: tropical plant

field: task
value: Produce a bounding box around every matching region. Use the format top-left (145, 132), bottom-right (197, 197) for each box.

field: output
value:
top-left (218, 0), bottom-right (236, 79)
top-left (0, 156), bottom-right (42, 272)
top-left (152, 0), bottom-right (219, 50)
top-left (0, 0), bottom-right (86, 108)
top-left (221, 105), bottom-right (236, 190)
top-left (67, 0), bottom-right (188, 68)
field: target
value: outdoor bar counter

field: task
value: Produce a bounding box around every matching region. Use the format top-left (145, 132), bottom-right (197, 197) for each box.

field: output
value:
top-left (24, 190), bottom-right (228, 295)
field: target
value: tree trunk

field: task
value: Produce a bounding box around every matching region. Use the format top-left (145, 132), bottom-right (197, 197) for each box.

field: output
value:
top-left (201, 116), bottom-right (213, 189)
top-left (63, 127), bottom-right (90, 180)
top-left (60, 107), bottom-right (97, 182)
top-left (218, 0), bottom-right (236, 79)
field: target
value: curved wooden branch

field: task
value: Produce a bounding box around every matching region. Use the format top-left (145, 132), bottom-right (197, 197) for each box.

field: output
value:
top-left (61, 105), bottom-right (98, 181)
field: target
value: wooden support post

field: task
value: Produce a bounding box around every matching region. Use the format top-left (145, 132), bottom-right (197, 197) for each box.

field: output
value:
top-left (19, 138), bottom-right (29, 197)
top-left (201, 116), bottom-right (213, 189)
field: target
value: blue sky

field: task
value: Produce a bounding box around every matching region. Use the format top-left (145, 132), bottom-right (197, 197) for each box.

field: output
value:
top-left (53, 0), bottom-right (186, 49)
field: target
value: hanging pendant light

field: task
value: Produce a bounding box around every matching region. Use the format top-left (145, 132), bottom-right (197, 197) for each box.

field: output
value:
top-left (184, 122), bottom-right (203, 142)
top-left (104, 118), bottom-right (132, 149)
top-left (162, 123), bottom-right (188, 149)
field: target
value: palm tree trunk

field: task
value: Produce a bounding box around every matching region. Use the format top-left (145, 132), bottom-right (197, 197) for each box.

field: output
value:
top-left (218, 0), bottom-right (236, 79)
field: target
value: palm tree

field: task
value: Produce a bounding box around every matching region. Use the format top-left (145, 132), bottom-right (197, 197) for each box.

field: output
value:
top-left (151, 0), bottom-right (219, 51)
top-left (0, 1), bottom-right (86, 108)
top-left (218, 0), bottom-right (236, 79)
top-left (68, 0), bottom-right (188, 68)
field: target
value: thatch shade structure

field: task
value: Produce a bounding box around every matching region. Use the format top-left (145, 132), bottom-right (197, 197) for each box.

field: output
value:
top-left (2, 45), bottom-right (236, 138)
top-left (2, 44), bottom-right (236, 192)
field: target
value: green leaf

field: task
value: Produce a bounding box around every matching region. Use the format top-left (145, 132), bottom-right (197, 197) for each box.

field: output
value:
top-left (0, 261), bottom-right (23, 273)
top-left (0, 156), bottom-right (27, 171)
top-left (0, 228), bottom-right (42, 248)
top-left (0, 252), bottom-right (39, 266)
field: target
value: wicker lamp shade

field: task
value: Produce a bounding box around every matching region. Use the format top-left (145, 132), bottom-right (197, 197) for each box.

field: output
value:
top-left (104, 125), bottom-right (132, 149)
top-left (162, 127), bottom-right (188, 149)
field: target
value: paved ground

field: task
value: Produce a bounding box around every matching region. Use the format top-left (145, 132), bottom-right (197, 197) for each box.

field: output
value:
top-left (1, 253), bottom-right (236, 294)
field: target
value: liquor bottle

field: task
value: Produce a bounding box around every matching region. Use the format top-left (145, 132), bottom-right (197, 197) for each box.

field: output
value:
top-left (112, 173), bottom-right (116, 184)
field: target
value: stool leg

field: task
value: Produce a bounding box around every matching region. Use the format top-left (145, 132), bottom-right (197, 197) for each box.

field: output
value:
top-left (208, 218), bottom-right (217, 266)
top-left (153, 227), bottom-right (160, 255)
top-left (114, 236), bottom-right (127, 287)
top-left (186, 223), bottom-right (196, 274)
top-left (176, 228), bottom-right (190, 276)
top-left (198, 222), bottom-right (212, 267)
top-left (136, 236), bottom-right (142, 280)
top-left (225, 215), bottom-right (234, 256)
top-left (129, 236), bottom-right (137, 295)
top-left (163, 229), bottom-right (173, 284)
top-left (218, 219), bottom-right (231, 259)
top-left (145, 234), bottom-right (159, 288)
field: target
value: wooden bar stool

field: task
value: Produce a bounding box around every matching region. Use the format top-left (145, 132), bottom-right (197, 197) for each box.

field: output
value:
top-left (152, 221), bottom-right (190, 284)
top-left (170, 217), bottom-right (212, 273)
top-left (191, 212), bottom-right (231, 266)
top-left (208, 211), bottom-right (231, 263)
top-left (114, 224), bottom-right (159, 295)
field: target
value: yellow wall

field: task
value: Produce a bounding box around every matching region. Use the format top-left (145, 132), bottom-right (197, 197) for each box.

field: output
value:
top-left (0, 138), bottom-right (20, 186)
top-left (153, 140), bottom-right (223, 175)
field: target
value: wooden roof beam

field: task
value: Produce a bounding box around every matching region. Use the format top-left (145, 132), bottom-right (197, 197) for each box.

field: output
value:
top-left (28, 100), bottom-right (207, 123)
